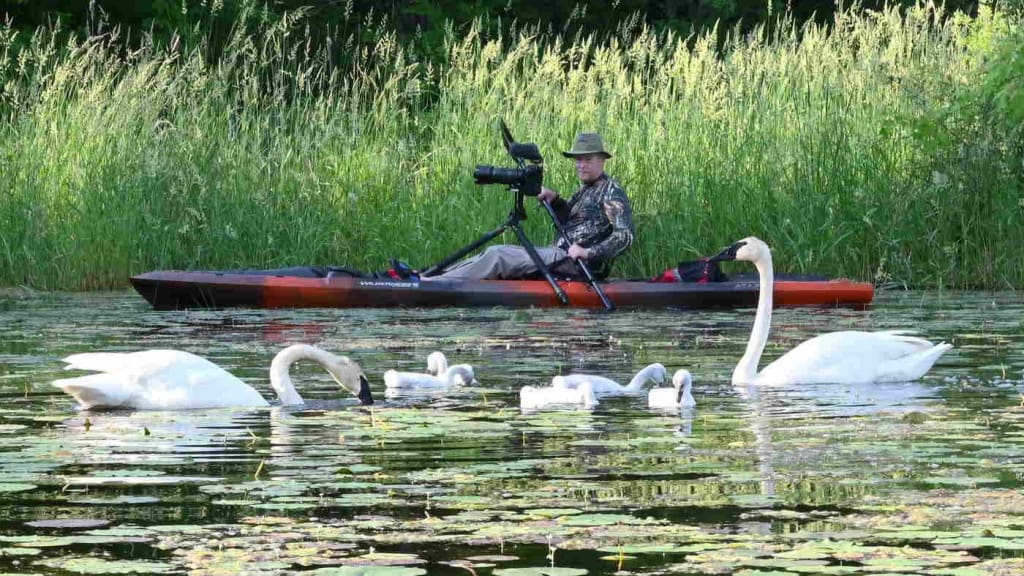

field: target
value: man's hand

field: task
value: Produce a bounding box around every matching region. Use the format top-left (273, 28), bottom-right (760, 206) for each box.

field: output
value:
top-left (537, 187), bottom-right (558, 203)
top-left (567, 243), bottom-right (590, 261)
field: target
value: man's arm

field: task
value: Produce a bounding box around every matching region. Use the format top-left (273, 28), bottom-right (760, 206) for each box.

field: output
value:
top-left (583, 183), bottom-right (634, 263)
top-left (537, 187), bottom-right (571, 223)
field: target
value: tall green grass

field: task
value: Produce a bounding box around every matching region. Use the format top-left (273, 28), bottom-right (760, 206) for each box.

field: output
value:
top-left (1, 3), bottom-right (1020, 290)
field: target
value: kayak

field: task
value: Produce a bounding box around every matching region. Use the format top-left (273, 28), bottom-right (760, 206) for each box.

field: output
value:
top-left (129, 270), bottom-right (874, 310)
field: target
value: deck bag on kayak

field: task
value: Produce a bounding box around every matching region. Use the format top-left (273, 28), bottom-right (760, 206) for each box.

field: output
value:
top-left (652, 258), bottom-right (727, 283)
top-left (382, 259), bottom-right (419, 281)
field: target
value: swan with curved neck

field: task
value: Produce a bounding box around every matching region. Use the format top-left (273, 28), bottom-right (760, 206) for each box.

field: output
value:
top-left (384, 352), bottom-right (478, 389)
top-left (648, 369), bottom-right (695, 409)
top-left (552, 363), bottom-right (667, 396)
top-left (520, 381), bottom-right (599, 411)
top-left (53, 344), bottom-right (374, 410)
top-left (710, 237), bottom-right (952, 385)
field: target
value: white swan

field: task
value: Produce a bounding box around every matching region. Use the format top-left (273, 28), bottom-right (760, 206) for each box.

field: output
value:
top-left (648, 369), bottom-right (695, 409)
top-left (551, 363), bottom-right (667, 396)
top-left (383, 352), bottom-right (478, 389)
top-left (52, 344), bottom-right (374, 410)
top-left (709, 237), bottom-right (952, 385)
top-left (520, 381), bottom-right (599, 411)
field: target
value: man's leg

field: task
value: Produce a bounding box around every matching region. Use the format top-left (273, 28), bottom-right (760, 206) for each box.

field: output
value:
top-left (423, 245), bottom-right (568, 281)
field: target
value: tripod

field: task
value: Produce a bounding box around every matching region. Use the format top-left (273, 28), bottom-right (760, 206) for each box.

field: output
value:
top-left (419, 184), bottom-right (570, 305)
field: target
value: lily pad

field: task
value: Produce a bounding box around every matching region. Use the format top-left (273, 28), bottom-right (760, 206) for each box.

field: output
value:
top-left (557, 514), bottom-right (655, 526)
top-left (25, 519), bottom-right (110, 530)
top-left (523, 508), bottom-right (582, 518)
top-left (345, 553), bottom-right (426, 566)
top-left (71, 496), bottom-right (161, 505)
top-left (35, 557), bottom-right (177, 573)
top-left (0, 483), bottom-right (35, 493)
top-left (61, 476), bottom-right (221, 486)
top-left (307, 568), bottom-right (427, 576)
top-left (0, 546), bottom-right (42, 556)
top-left (491, 565), bottom-right (589, 569)
top-left (596, 543), bottom-right (689, 554)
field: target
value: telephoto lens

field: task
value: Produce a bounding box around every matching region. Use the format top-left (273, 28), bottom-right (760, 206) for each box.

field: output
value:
top-left (473, 165), bottom-right (522, 186)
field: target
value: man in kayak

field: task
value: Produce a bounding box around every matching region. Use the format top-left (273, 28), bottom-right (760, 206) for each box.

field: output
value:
top-left (420, 131), bottom-right (634, 281)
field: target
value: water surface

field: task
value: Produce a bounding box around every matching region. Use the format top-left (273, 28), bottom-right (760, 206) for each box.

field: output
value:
top-left (0, 290), bottom-right (1022, 575)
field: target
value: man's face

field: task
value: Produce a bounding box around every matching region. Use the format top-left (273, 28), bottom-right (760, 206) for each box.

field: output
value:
top-left (574, 154), bottom-right (606, 184)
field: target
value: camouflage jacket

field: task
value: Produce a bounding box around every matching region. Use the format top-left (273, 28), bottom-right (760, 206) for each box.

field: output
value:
top-left (549, 173), bottom-right (634, 273)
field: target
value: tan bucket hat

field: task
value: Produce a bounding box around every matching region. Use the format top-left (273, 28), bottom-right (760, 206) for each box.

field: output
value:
top-left (562, 132), bottom-right (613, 159)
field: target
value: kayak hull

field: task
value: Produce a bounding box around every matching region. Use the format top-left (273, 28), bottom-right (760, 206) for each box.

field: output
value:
top-left (129, 271), bottom-right (874, 310)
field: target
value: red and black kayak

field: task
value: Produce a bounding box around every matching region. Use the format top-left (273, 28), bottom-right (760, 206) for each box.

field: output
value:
top-left (130, 269), bottom-right (873, 310)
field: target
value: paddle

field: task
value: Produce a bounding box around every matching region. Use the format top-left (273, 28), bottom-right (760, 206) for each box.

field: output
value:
top-left (539, 199), bottom-right (615, 311)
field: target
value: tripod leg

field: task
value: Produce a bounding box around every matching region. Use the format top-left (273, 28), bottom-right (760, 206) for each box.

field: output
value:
top-left (420, 223), bottom-right (509, 278)
top-left (510, 224), bottom-right (570, 305)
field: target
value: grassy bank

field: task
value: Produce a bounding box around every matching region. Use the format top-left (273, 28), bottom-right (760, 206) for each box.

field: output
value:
top-left (1, 3), bottom-right (1021, 290)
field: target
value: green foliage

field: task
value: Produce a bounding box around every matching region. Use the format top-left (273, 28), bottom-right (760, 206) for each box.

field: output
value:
top-left (0, 2), bottom-right (1020, 290)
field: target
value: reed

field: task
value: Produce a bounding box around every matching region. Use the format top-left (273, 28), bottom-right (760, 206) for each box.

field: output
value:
top-left (1, 3), bottom-right (1020, 290)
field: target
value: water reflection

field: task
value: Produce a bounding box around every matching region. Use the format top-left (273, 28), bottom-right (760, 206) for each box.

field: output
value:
top-left (56, 408), bottom-right (265, 463)
top-left (738, 377), bottom-right (942, 500)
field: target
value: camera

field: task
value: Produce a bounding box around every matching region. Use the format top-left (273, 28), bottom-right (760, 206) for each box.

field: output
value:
top-left (473, 132), bottom-right (545, 196)
top-left (473, 164), bottom-right (543, 196)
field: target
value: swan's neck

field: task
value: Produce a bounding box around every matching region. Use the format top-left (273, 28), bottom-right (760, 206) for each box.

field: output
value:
top-left (270, 344), bottom-right (330, 406)
top-left (441, 366), bottom-right (461, 384)
top-left (427, 352), bottom-right (448, 375)
top-left (626, 364), bottom-right (661, 391)
top-left (734, 252), bottom-right (774, 384)
top-left (676, 378), bottom-right (692, 403)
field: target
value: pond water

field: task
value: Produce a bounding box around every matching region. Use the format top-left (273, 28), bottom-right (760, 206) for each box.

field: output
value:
top-left (0, 290), bottom-right (1022, 576)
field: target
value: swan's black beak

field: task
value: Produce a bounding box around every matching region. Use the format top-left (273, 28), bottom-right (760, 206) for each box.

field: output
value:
top-left (709, 240), bottom-right (747, 263)
top-left (676, 386), bottom-right (687, 404)
top-left (356, 375), bottom-right (374, 405)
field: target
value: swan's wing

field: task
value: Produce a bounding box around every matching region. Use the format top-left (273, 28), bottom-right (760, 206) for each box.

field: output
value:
top-left (521, 385), bottom-right (593, 409)
top-left (876, 342), bottom-right (953, 382)
top-left (384, 370), bottom-right (445, 389)
top-left (62, 350), bottom-right (222, 375)
top-left (647, 387), bottom-right (675, 407)
top-left (760, 331), bottom-right (946, 384)
top-left (53, 373), bottom-right (139, 409)
top-left (519, 385), bottom-right (542, 409)
top-left (554, 374), bottom-right (621, 393)
top-left (57, 367), bottom-right (266, 410)
top-left (870, 331), bottom-right (938, 350)
top-left (58, 351), bottom-right (265, 410)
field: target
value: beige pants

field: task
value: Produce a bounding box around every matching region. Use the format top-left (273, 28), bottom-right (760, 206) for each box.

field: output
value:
top-left (423, 245), bottom-right (578, 281)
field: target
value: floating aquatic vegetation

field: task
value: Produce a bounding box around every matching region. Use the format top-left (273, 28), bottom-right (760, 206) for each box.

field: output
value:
top-left (491, 565), bottom-right (589, 569)
top-left (34, 557), bottom-right (178, 574)
top-left (305, 568), bottom-right (427, 575)
top-left (24, 519), bottom-right (110, 529)
top-left (69, 495), bottom-right (161, 505)
top-left (0, 482), bottom-right (36, 492)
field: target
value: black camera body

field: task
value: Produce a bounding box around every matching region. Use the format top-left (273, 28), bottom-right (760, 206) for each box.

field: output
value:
top-left (473, 138), bottom-right (544, 196)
